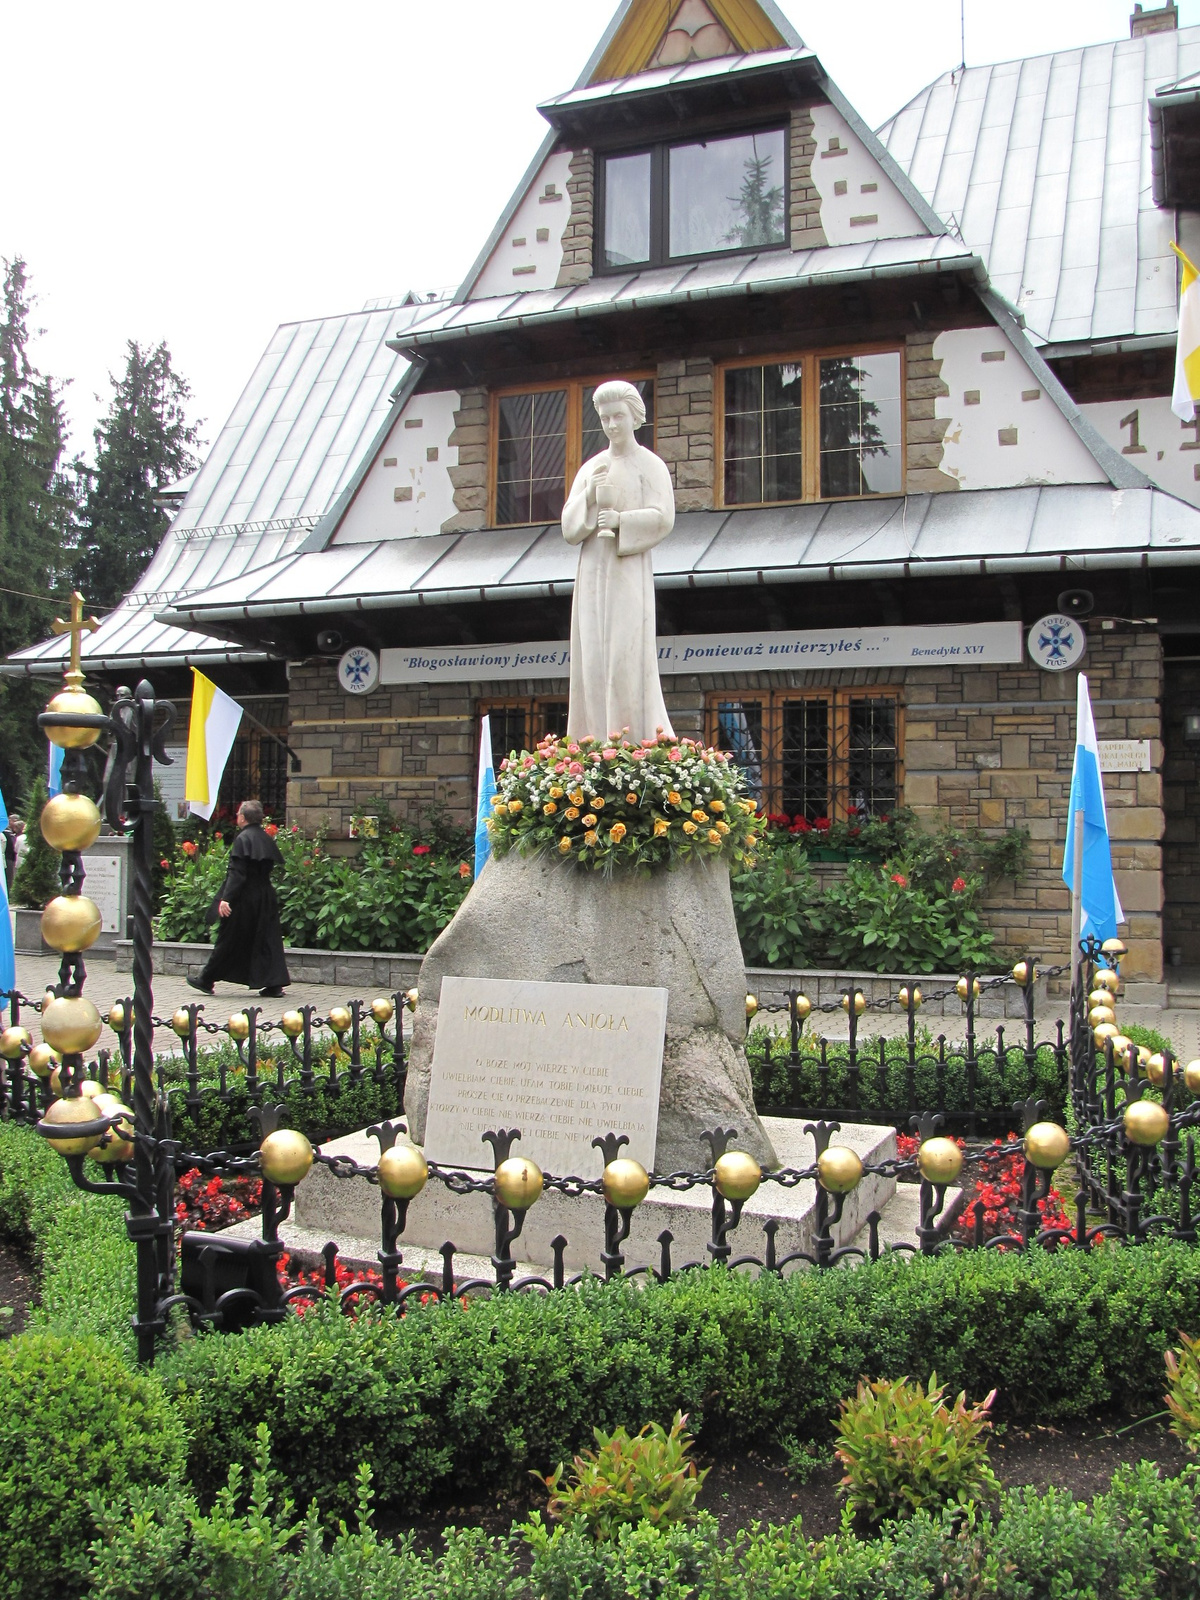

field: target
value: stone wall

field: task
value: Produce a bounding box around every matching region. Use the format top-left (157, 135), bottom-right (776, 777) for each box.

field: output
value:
top-left (285, 630), bottom-right (1164, 977)
top-left (789, 106), bottom-right (828, 251)
top-left (655, 357), bottom-right (715, 511)
top-left (556, 150), bottom-right (594, 287)
top-left (442, 386), bottom-right (488, 532)
top-left (904, 331), bottom-right (955, 493)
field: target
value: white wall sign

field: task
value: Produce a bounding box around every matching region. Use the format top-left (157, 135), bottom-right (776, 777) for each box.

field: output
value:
top-left (155, 744), bottom-right (189, 821)
top-left (338, 645), bottom-right (379, 695)
top-left (1027, 614), bottom-right (1087, 672)
top-left (1099, 740), bottom-right (1152, 773)
top-left (381, 622), bottom-right (1023, 686)
top-left (82, 853), bottom-right (123, 934)
top-left (422, 976), bottom-right (667, 1175)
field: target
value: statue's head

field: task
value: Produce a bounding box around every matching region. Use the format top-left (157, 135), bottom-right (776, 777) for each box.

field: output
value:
top-left (593, 380), bottom-right (646, 448)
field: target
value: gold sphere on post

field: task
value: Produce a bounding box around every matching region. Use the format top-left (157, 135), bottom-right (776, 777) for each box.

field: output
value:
top-left (1108, 1035), bottom-right (1134, 1062)
top-left (40, 791), bottom-right (102, 851)
top-left (0, 1025), bottom-right (31, 1059)
top-left (90, 1095), bottom-right (135, 1163)
top-left (494, 1155), bottom-right (543, 1210)
top-left (40, 1096), bottom-right (104, 1156)
top-left (327, 1006), bottom-right (352, 1034)
top-left (1088, 989), bottom-right (1116, 1011)
top-left (171, 1009), bottom-right (193, 1039)
top-left (1094, 969), bottom-right (1121, 993)
top-left (377, 1143), bottom-right (429, 1200)
top-left (41, 996), bottom-right (102, 1055)
top-left (917, 1137), bottom-right (964, 1185)
top-left (40, 896), bottom-right (102, 953)
top-left (1093, 1022), bottom-right (1119, 1046)
top-left (1101, 939), bottom-right (1127, 960)
top-left (404, 989), bottom-right (419, 1013)
top-left (43, 688), bottom-right (104, 749)
top-left (78, 1078), bottom-right (105, 1098)
top-left (1025, 1122), bottom-right (1071, 1170)
top-left (370, 997), bottom-right (395, 1025)
top-left (713, 1150), bottom-right (762, 1201)
top-left (745, 993), bottom-right (759, 1020)
top-left (1012, 960), bottom-right (1036, 986)
top-left (26, 1043), bottom-right (60, 1079)
top-left (841, 991), bottom-right (866, 1016)
top-left (817, 1145), bottom-right (864, 1194)
top-left (1088, 1005), bottom-right (1117, 1029)
top-left (107, 1002), bottom-right (126, 1030)
top-left (791, 994), bottom-right (812, 1021)
top-left (259, 1129), bottom-right (314, 1185)
top-left (227, 1012), bottom-right (250, 1041)
top-left (602, 1157), bottom-right (650, 1209)
top-left (1124, 1099), bottom-right (1169, 1147)
top-left (956, 976), bottom-right (982, 1001)
top-left (48, 1068), bottom-right (62, 1094)
top-left (279, 1010), bottom-right (305, 1038)
top-left (1184, 1060), bottom-right (1200, 1095)
top-left (1137, 1046), bottom-right (1152, 1069)
top-left (897, 986), bottom-right (922, 1011)
top-left (1145, 1053), bottom-right (1166, 1085)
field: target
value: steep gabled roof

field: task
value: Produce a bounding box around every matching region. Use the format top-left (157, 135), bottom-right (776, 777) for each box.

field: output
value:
top-left (584, 0), bottom-right (802, 86)
top-left (878, 22), bottom-right (1200, 351)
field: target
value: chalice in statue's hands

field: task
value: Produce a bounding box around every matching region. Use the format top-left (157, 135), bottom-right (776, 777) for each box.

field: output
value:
top-left (593, 464), bottom-right (618, 538)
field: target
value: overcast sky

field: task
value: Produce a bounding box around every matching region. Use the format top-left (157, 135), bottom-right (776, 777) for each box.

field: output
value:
top-left (5, 0), bottom-right (1197, 463)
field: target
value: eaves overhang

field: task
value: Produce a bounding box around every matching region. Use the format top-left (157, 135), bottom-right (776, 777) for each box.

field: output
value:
top-left (1149, 73), bottom-right (1200, 208)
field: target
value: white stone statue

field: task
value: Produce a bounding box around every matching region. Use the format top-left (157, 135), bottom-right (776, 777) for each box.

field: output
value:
top-left (561, 381), bottom-right (676, 743)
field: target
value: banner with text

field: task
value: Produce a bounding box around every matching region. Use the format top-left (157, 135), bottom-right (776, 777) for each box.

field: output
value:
top-left (380, 622), bottom-right (1022, 685)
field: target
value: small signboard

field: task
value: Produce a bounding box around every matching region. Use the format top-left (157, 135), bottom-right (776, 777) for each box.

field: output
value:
top-left (82, 852), bottom-right (124, 934)
top-left (422, 976), bottom-right (667, 1175)
top-left (1027, 615), bottom-right (1087, 671)
top-left (156, 744), bottom-right (189, 821)
top-left (1098, 740), bottom-right (1152, 773)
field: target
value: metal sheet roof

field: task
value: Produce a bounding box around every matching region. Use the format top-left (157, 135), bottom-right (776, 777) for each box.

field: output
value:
top-left (158, 482), bottom-right (1200, 632)
top-left (877, 22), bottom-right (1200, 347)
top-left (399, 236), bottom-right (980, 350)
top-left (5, 298), bottom-right (445, 676)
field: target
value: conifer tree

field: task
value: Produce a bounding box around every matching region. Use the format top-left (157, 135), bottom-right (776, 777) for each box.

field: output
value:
top-left (12, 775), bottom-right (61, 908)
top-left (73, 341), bottom-right (202, 610)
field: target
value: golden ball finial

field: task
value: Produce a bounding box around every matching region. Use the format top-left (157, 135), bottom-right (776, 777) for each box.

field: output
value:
top-left (39, 1096), bottom-right (104, 1156)
top-left (327, 1006), bottom-right (352, 1034)
top-left (602, 1157), bottom-right (650, 1209)
top-left (259, 1129), bottom-right (314, 1185)
top-left (1024, 1122), bottom-right (1071, 1171)
top-left (40, 792), bottom-right (102, 851)
top-left (279, 1010), bottom-right (305, 1038)
top-left (377, 1143), bottom-right (429, 1200)
top-left (40, 996), bottom-right (103, 1055)
top-left (817, 1145), bottom-right (864, 1194)
top-left (370, 997), bottom-right (395, 1025)
top-left (494, 1155), bottom-right (543, 1211)
top-left (1123, 1100), bottom-right (1169, 1147)
top-left (713, 1150), bottom-right (762, 1201)
top-left (0, 1025), bottom-right (31, 1060)
top-left (917, 1136), bottom-right (963, 1185)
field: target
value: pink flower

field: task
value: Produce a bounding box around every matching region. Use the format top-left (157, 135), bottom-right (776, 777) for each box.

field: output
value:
top-left (568, 761), bottom-right (584, 775)
top-left (413, 844), bottom-right (432, 855)
top-left (264, 823), bottom-right (278, 837)
top-left (522, 756), bottom-right (534, 769)
top-left (952, 876), bottom-right (967, 893)
top-left (181, 840), bottom-right (198, 857)
top-left (891, 872), bottom-right (908, 888)
top-left (500, 758), bottom-right (509, 771)
top-left (568, 744), bottom-right (580, 755)
top-left (554, 760), bottom-right (567, 772)
top-left (641, 739), bottom-right (658, 749)
top-left (669, 748), bottom-right (681, 761)
top-left (602, 747), bottom-right (617, 760)
top-left (630, 749), bottom-right (646, 761)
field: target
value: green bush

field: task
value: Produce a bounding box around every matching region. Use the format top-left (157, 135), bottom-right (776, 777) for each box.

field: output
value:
top-left (833, 1372), bottom-right (998, 1525)
top-left (537, 1411), bottom-right (707, 1540)
top-left (0, 1331), bottom-right (185, 1600)
top-left (159, 1243), bottom-right (1200, 1520)
top-left (11, 774), bottom-right (62, 908)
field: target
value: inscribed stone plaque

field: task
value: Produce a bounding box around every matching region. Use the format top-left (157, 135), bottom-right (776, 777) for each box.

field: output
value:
top-left (422, 976), bottom-right (667, 1175)
top-left (82, 854), bottom-right (123, 933)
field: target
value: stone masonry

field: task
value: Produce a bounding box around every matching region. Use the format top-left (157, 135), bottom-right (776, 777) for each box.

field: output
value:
top-left (556, 150), bottom-right (594, 287)
top-left (655, 357), bottom-right (715, 510)
top-left (789, 107), bottom-right (828, 251)
top-left (442, 386), bottom-right (488, 532)
top-left (285, 629), bottom-right (1165, 979)
top-left (904, 331), bottom-right (955, 494)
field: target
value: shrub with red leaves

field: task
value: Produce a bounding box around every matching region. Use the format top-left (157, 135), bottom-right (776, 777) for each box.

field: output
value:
top-left (954, 1136), bottom-right (1069, 1243)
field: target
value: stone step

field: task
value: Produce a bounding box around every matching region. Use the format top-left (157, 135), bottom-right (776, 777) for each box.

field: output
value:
top-left (848, 1181), bottom-right (965, 1252)
top-left (293, 1114), bottom-right (897, 1278)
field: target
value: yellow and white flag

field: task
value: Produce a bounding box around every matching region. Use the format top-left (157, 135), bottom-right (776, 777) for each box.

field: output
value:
top-left (1173, 242), bottom-right (1200, 424)
top-left (185, 669), bottom-right (243, 820)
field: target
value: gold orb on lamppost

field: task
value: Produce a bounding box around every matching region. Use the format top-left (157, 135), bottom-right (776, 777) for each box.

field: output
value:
top-left (40, 1096), bottom-right (104, 1156)
top-left (41, 996), bottom-right (103, 1056)
top-left (259, 1129), bottom-right (315, 1185)
top-left (40, 791), bottom-right (103, 851)
top-left (494, 1155), bottom-right (543, 1210)
top-left (377, 1143), bottom-right (429, 1200)
top-left (602, 1157), bottom-right (650, 1209)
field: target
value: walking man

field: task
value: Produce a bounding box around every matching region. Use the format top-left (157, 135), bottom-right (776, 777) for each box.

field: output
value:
top-left (187, 800), bottom-right (290, 998)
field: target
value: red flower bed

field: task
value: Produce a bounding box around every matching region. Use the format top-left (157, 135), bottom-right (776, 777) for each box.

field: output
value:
top-left (277, 1250), bottom-right (395, 1310)
top-left (895, 1133), bottom-right (1069, 1243)
top-left (175, 1168), bottom-right (262, 1230)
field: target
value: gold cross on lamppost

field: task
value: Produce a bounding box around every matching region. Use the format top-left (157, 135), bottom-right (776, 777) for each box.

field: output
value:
top-left (51, 591), bottom-right (99, 688)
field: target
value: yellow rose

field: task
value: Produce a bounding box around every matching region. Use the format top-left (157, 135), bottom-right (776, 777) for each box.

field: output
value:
top-left (565, 807), bottom-right (580, 821)
top-left (707, 828), bottom-right (722, 844)
top-left (746, 833), bottom-right (757, 847)
top-left (508, 800), bottom-right (523, 815)
top-left (715, 820), bottom-right (729, 835)
top-left (626, 792), bottom-right (638, 804)
top-left (582, 813), bottom-right (597, 828)
top-left (682, 820), bottom-right (698, 835)
top-left (609, 822), bottom-right (627, 842)
top-left (584, 830), bottom-right (599, 846)
top-left (653, 818), bottom-right (669, 837)
top-left (543, 801), bottom-right (557, 815)
top-left (692, 809), bottom-right (707, 823)
top-left (592, 796), bottom-right (605, 810)
top-left (558, 837), bottom-right (572, 853)
top-left (708, 800), bottom-right (726, 813)
top-left (740, 800), bottom-right (756, 814)
top-left (549, 786), bottom-right (564, 799)
top-left (667, 791), bottom-right (682, 806)
top-left (570, 790), bottom-right (585, 805)
top-left (491, 794), bottom-right (506, 809)
top-left (745, 854), bottom-right (756, 867)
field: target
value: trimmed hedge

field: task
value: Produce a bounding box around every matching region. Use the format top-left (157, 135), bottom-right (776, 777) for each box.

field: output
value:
top-left (160, 1242), bottom-right (1200, 1520)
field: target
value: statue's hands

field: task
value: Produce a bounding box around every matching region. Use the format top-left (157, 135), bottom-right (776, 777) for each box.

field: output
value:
top-left (596, 508), bottom-right (620, 533)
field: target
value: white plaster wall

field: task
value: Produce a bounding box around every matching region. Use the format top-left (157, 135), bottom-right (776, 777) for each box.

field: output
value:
top-left (333, 390), bottom-right (459, 544)
top-left (932, 327), bottom-right (1106, 490)
top-left (808, 103), bottom-right (926, 246)
top-left (1083, 396), bottom-right (1200, 509)
top-left (470, 151), bottom-right (575, 299)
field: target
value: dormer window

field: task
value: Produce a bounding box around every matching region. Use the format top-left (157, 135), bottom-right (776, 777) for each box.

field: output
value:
top-left (599, 125), bottom-right (787, 271)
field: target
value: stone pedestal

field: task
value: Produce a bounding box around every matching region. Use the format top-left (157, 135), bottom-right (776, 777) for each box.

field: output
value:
top-left (404, 851), bottom-right (777, 1172)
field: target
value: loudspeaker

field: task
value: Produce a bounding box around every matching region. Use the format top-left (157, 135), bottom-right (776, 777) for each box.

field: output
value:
top-left (1056, 589), bottom-right (1094, 618)
top-left (315, 628), bottom-right (344, 654)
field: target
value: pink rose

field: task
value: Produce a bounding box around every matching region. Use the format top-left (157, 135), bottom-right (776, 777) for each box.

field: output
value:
top-left (554, 760), bottom-right (566, 772)
top-left (669, 749), bottom-right (681, 761)
top-left (641, 739), bottom-right (657, 748)
top-left (630, 749), bottom-right (646, 761)
top-left (413, 845), bottom-right (432, 855)
top-left (602, 747), bottom-right (617, 760)
top-left (500, 758), bottom-right (509, 771)
top-left (568, 744), bottom-right (580, 755)
top-left (568, 761), bottom-right (584, 775)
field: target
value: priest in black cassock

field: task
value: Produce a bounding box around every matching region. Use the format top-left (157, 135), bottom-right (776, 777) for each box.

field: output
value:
top-left (188, 800), bottom-right (290, 998)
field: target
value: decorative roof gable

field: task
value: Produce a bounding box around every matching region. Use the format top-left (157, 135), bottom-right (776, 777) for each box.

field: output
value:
top-left (588, 0), bottom-right (799, 84)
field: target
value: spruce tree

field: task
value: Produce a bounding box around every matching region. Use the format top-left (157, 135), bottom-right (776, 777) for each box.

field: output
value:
top-left (73, 341), bottom-right (202, 610)
top-left (12, 776), bottom-right (62, 909)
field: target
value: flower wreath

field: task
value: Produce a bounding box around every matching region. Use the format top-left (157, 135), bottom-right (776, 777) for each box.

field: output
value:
top-left (487, 731), bottom-right (758, 873)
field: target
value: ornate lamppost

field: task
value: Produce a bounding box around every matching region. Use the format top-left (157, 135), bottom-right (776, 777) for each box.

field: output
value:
top-left (31, 594), bottom-right (178, 1362)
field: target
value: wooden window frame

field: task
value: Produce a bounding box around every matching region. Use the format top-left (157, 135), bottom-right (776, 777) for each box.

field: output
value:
top-left (594, 120), bottom-right (792, 275)
top-left (479, 696), bottom-right (570, 766)
top-left (488, 372), bottom-right (656, 528)
top-left (714, 343), bottom-right (907, 510)
top-left (703, 687), bottom-right (905, 822)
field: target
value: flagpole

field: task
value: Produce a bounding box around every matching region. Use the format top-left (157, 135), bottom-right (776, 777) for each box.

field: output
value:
top-left (1070, 805), bottom-right (1084, 968)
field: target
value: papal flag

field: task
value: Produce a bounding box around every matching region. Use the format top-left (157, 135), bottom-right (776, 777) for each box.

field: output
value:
top-left (474, 714), bottom-right (497, 880)
top-left (185, 669), bottom-right (243, 821)
top-left (1061, 674), bottom-right (1124, 946)
top-left (1172, 242), bottom-right (1200, 423)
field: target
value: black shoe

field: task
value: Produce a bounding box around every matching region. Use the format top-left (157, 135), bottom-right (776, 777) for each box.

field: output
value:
top-left (260, 986), bottom-right (286, 998)
top-left (187, 977), bottom-right (214, 995)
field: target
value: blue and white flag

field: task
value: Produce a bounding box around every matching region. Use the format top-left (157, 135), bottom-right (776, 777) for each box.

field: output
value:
top-left (1061, 673), bottom-right (1124, 945)
top-left (474, 715), bottom-right (497, 881)
top-left (0, 787), bottom-right (15, 1016)
top-left (48, 743), bottom-right (64, 797)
